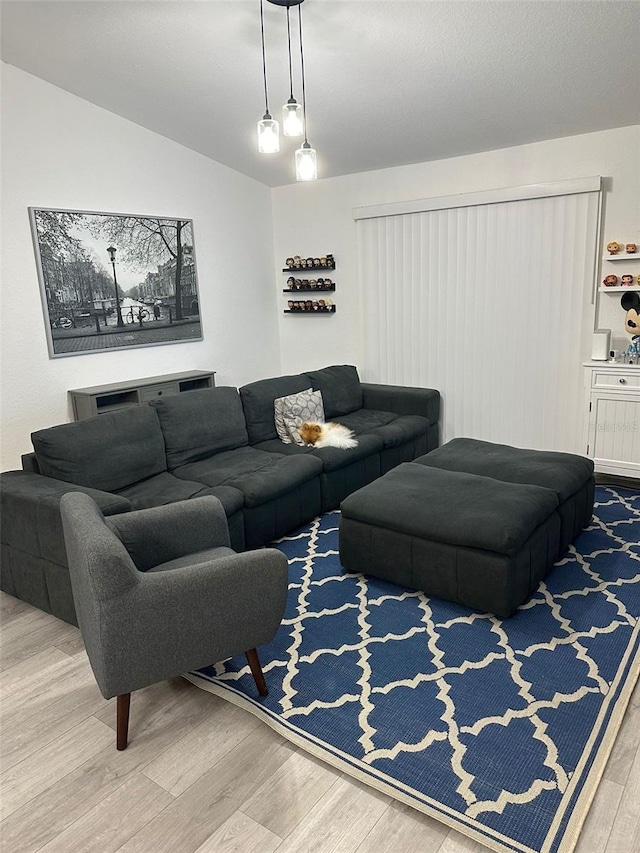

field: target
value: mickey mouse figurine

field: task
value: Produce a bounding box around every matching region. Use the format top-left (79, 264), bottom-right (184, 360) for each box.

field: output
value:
top-left (621, 291), bottom-right (640, 362)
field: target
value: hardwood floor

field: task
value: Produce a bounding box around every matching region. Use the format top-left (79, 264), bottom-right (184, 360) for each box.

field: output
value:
top-left (1, 591), bottom-right (638, 853)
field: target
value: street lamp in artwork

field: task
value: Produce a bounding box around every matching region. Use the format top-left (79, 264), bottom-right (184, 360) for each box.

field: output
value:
top-left (107, 245), bottom-right (125, 327)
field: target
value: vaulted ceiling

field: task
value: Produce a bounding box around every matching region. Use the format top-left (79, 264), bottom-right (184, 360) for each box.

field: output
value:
top-left (2, 1), bottom-right (639, 186)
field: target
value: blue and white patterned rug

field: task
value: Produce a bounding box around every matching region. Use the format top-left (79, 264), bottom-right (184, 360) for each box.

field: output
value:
top-left (188, 486), bottom-right (640, 853)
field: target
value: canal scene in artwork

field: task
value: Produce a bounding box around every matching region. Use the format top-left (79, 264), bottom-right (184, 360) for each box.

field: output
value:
top-left (30, 208), bottom-right (202, 356)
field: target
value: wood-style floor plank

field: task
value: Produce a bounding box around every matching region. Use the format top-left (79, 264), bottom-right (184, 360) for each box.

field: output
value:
top-left (0, 645), bottom-right (69, 695)
top-left (142, 697), bottom-right (261, 796)
top-left (240, 748), bottom-right (340, 839)
top-left (1, 652), bottom-right (95, 725)
top-left (118, 727), bottom-right (295, 853)
top-left (1, 680), bottom-right (105, 771)
top-left (604, 692), bottom-right (640, 786)
top-left (437, 830), bottom-right (493, 852)
top-left (0, 608), bottom-right (79, 669)
top-left (271, 776), bottom-right (390, 853)
top-left (574, 778), bottom-right (624, 853)
top-left (0, 715), bottom-right (114, 820)
top-left (355, 800), bottom-right (449, 853)
top-left (192, 811), bottom-right (282, 853)
top-left (605, 743), bottom-right (640, 853)
top-left (54, 630), bottom-right (88, 657)
top-left (0, 591), bottom-right (36, 625)
top-left (0, 680), bottom-right (216, 853)
top-left (35, 774), bottom-right (174, 853)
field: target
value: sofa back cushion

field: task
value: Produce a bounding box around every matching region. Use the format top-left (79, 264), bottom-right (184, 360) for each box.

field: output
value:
top-left (150, 387), bottom-right (248, 469)
top-left (239, 373), bottom-right (310, 444)
top-left (31, 406), bottom-right (166, 492)
top-left (304, 365), bottom-right (363, 418)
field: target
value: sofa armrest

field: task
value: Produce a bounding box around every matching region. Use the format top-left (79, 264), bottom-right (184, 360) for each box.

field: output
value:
top-left (107, 495), bottom-right (232, 572)
top-left (0, 470), bottom-right (131, 564)
top-left (361, 383), bottom-right (440, 424)
top-left (100, 548), bottom-right (289, 697)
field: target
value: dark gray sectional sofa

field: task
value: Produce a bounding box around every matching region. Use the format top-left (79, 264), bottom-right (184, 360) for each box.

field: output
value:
top-left (1, 365), bottom-right (440, 625)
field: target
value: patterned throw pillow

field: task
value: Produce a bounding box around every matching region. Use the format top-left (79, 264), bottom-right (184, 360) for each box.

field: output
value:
top-left (274, 389), bottom-right (325, 445)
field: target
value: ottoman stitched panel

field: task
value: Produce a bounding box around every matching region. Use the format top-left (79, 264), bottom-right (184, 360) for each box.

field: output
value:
top-left (339, 463), bottom-right (561, 617)
top-left (413, 437), bottom-right (595, 553)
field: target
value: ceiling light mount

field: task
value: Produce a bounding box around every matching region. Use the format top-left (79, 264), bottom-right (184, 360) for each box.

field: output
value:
top-left (266, 0), bottom-right (305, 7)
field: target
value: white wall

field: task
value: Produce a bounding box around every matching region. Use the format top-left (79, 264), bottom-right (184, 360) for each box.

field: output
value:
top-left (272, 126), bottom-right (640, 377)
top-left (1, 64), bottom-right (281, 471)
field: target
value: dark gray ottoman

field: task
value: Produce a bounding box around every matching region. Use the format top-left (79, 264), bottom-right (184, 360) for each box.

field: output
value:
top-left (413, 438), bottom-right (595, 556)
top-left (339, 463), bottom-right (562, 618)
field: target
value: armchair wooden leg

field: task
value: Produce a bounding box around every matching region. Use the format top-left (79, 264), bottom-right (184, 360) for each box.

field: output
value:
top-left (245, 648), bottom-right (268, 697)
top-left (116, 693), bottom-right (131, 750)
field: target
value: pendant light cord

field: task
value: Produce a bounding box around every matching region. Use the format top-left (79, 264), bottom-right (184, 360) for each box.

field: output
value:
top-left (260, 0), bottom-right (270, 114)
top-left (286, 7), bottom-right (294, 100)
top-left (298, 4), bottom-right (308, 143)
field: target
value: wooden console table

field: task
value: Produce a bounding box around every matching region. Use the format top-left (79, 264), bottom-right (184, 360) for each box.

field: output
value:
top-left (69, 370), bottom-right (216, 420)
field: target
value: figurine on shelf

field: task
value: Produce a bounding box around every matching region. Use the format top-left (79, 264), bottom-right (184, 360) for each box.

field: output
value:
top-left (314, 258), bottom-right (321, 267)
top-left (287, 301), bottom-right (294, 311)
top-left (607, 241), bottom-right (622, 255)
top-left (326, 254), bottom-right (335, 267)
top-left (293, 255), bottom-right (301, 268)
top-left (626, 243), bottom-right (638, 254)
top-left (621, 292), bottom-right (640, 362)
top-left (287, 276), bottom-right (296, 288)
top-left (621, 274), bottom-right (635, 288)
top-left (309, 279), bottom-right (317, 288)
top-left (286, 258), bottom-right (295, 269)
top-left (603, 274), bottom-right (619, 287)
top-left (320, 256), bottom-right (328, 267)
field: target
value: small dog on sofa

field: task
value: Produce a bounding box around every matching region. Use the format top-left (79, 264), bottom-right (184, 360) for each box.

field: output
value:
top-left (298, 421), bottom-right (358, 449)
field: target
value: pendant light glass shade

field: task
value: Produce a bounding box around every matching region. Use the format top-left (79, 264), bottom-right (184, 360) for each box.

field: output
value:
top-left (257, 113), bottom-right (280, 153)
top-left (283, 98), bottom-right (303, 137)
top-left (295, 141), bottom-right (317, 181)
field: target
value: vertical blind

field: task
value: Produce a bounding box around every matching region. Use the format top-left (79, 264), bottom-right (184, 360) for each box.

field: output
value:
top-left (356, 186), bottom-right (600, 453)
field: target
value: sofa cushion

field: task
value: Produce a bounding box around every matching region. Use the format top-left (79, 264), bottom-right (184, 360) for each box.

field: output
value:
top-left (304, 365), bottom-right (363, 418)
top-left (146, 546), bottom-right (237, 573)
top-left (254, 434), bottom-right (384, 473)
top-left (337, 410), bottom-right (431, 449)
top-left (240, 374), bottom-right (310, 444)
top-left (115, 472), bottom-right (211, 510)
top-left (31, 406), bottom-right (166, 493)
top-left (173, 446), bottom-right (322, 508)
top-left (151, 387), bottom-right (248, 469)
top-left (414, 438), bottom-right (594, 503)
top-left (274, 388), bottom-right (324, 445)
top-left (341, 463), bottom-right (559, 557)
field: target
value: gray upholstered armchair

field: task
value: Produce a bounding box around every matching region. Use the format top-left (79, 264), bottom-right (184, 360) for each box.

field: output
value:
top-left (60, 492), bottom-right (288, 750)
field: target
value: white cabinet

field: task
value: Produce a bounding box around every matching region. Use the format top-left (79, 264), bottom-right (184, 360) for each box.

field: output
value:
top-left (584, 363), bottom-right (640, 478)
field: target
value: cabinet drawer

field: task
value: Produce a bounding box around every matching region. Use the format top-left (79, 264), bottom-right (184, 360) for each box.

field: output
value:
top-left (592, 371), bottom-right (640, 391)
top-left (139, 383), bottom-right (179, 401)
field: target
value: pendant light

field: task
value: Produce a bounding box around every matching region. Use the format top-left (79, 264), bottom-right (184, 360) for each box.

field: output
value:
top-left (294, 2), bottom-right (317, 181)
top-left (282, 6), bottom-right (303, 137)
top-left (257, 0), bottom-right (280, 153)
